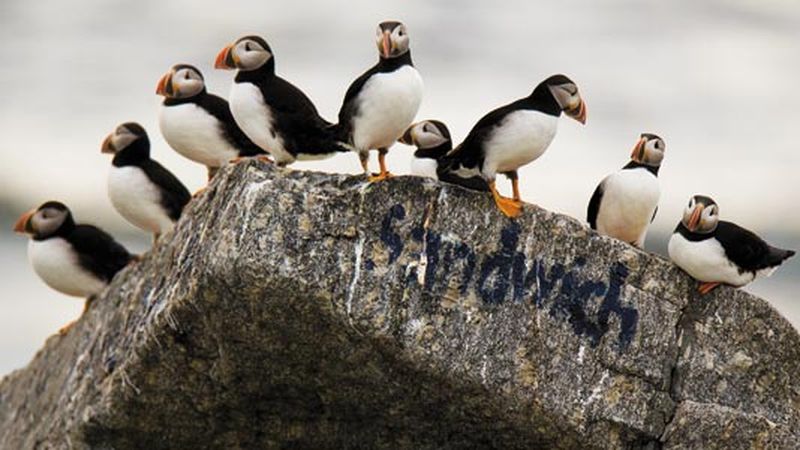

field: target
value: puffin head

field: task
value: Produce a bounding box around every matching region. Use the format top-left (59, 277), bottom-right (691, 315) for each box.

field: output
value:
top-left (630, 133), bottom-right (665, 167)
top-left (215, 35), bottom-right (273, 71)
top-left (101, 122), bottom-right (150, 157)
top-left (13, 201), bottom-right (73, 239)
top-left (682, 195), bottom-right (719, 233)
top-left (399, 120), bottom-right (451, 152)
top-left (376, 21), bottom-right (410, 59)
top-left (156, 64), bottom-right (206, 99)
top-left (538, 74), bottom-right (587, 124)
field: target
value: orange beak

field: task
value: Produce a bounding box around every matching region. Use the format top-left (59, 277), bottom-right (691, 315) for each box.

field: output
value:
top-left (687, 204), bottom-right (704, 232)
top-left (381, 32), bottom-right (392, 58)
top-left (215, 45), bottom-right (235, 70)
top-left (14, 209), bottom-right (35, 234)
top-left (101, 134), bottom-right (116, 154)
top-left (566, 98), bottom-right (587, 125)
top-left (156, 72), bottom-right (173, 96)
top-left (630, 137), bottom-right (647, 161)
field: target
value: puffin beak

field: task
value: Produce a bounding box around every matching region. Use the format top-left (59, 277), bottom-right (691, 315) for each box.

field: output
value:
top-left (215, 45), bottom-right (236, 70)
top-left (381, 32), bottom-right (392, 58)
top-left (101, 134), bottom-right (116, 154)
top-left (156, 72), bottom-right (174, 97)
top-left (630, 137), bottom-right (647, 161)
top-left (13, 209), bottom-right (35, 234)
top-left (687, 204), bottom-right (704, 232)
top-left (398, 125), bottom-right (416, 145)
top-left (566, 98), bottom-right (587, 125)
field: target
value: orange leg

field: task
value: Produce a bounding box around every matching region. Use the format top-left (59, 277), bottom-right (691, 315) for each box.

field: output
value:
top-left (359, 151), bottom-right (370, 176)
top-left (509, 173), bottom-right (521, 202)
top-left (698, 281), bottom-right (721, 295)
top-left (489, 180), bottom-right (522, 218)
top-left (369, 148), bottom-right (393, 182)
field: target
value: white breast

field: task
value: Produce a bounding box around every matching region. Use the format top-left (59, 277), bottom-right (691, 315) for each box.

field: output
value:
top-left (228, 82), bottom-right (292, 164)
top-left (108, 166), bottom-right (174, 235)
top-left (411, 157), bottom-right (439, 179)
top-left (352, 66), bottom-right (424, 152)
top-left (158, 103), bottom-right (239, 168)
top-left (595, 168), bottom-right (660, 247)
top-left (482, 110), bottom-right (558, 178)
top-left (28, 238), bottom-right (107, 297)
top-left (668, 233), bottom-right (756, 287)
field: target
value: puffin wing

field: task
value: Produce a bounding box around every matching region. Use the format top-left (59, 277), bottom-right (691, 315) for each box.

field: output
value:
top-left (69, 225), bottom-right (133, 282)
top-left (587, 180), bottom-right (605, 230)
top-left (141, 160), bottom-right (191, 222)
top-left (199, 93), bottom-right (266, 157)
top-left (714, 221), bottom-right (791, 272)
top-left (335, 64), bottom-right (380, 142)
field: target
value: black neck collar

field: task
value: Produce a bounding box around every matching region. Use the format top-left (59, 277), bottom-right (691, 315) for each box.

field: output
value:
top-left (234, 59), bottom-right (276, 84)
top-left (376, 51), bottom-right (413, 73)
top-left (112, 139), bottom-right (151, 167)
top-left (523, 83), bottom-right (562, 116)
top-left (622, 160), bottom-right (660, 176)
top-left (414, 142), bottom-right (450, 160)
top-left (162, 88), bottom-right (208, 106)
top-left (675, 222), bottom-right (715, 241)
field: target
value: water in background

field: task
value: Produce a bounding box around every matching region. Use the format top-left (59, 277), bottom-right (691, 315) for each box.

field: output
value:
top-left (1, 0), bottom-right (798, 376)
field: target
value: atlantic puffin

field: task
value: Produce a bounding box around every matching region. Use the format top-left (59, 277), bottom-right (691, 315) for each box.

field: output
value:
top-left (398, 120), bottom-right (453, 179)
top-left (214, 35), bottom-right (348, 166)
top-left (14, 201), bottom-right (133, 299)
top-left (668, 195), bottom-right (795, 294)
top-left (587, 133), bottom-right (665, 248)
top-left (437, 74), bottom-right (587, 217)
top-left (156, 64), bottom-right (269, 180)
top-left (102, 122), bottom-right (191, 241)
top-left (335, 21), bottom-right (424, 181)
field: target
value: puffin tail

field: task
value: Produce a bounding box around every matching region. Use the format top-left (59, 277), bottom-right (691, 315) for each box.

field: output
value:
top-left (768, 247), bottom-right (795, 267)
top-left (436, 157), bottom-right (490, 192)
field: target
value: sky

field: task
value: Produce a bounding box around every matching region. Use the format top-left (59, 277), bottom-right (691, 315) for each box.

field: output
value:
top-left (0, 0), bottom-right (798, 375)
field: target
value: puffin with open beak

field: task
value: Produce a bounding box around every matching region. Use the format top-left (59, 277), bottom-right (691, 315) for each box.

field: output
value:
top-left (668, 195), bottom-right (795, 294)
top-left (102, 122), bottom-right (191, 242)
top-left (157, 64), bottom-right (268, 181)
top-left (436, 74), bottom-right (587, 217)
top-left (335, 20), bottom-right (424, 181)
top-left (215, 35), bottom-right (348, 166)
top-left (587, 133), bottom-right (665, 248)
top-left (14, 201), bottom-right (134, 331)
top-left (398, 120), bottom-right (459, 180)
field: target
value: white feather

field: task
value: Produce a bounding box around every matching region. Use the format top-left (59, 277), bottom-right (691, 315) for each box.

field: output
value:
top-left (228, 82), bottom-right (293, 164)
top-left (158, 103), bottom-right (239, 167)
top-left (411, 157), bottom-right (438, 179)
top-left (108, 166), bottom-right (174, 235)
top-left (482, 110), bottom-right (558, 178)
top-left (667, 233), bottom-right (771, 287)
top-left (28, 238), bottom-right (107, 297)
top-left (352, 65), bottom-right (423, 151)
top-left (595, 168), bottom-right (660, 247)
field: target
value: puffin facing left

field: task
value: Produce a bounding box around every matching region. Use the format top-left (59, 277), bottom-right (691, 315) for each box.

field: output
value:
top-left (157, 64), bottom-right (268, 180)
top-left (14, 201), bottom-right (133, 306)
top-left (102, 122), bottom-right (191, 242)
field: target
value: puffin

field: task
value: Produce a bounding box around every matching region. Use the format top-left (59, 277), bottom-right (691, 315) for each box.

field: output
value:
top-left (335, 21), bottom-right (424, 181)
top-left (587, 133), bottom-right (665, 248)
top-left (214, 35), bottom-right (348, 166)
top-left (668, 195), bottom-right (795, 294)
top-left (156, 63), bottom-right (269, 180)
top-left (13, 201), bottom-right (134, 299)
top-left (437, 74), bottom-right (587, 217)
top-left (398, 120), bottom-right (453, 179)
top-left (102, 122), bottom-right (191, 241)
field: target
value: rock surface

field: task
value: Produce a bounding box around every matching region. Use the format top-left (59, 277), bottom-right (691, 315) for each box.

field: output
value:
top-left (1, 160), bottom-right (798, 449)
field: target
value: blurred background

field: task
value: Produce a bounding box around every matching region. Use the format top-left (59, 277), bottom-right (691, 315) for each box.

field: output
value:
top-left (1, 0), bottom-right (798, 376)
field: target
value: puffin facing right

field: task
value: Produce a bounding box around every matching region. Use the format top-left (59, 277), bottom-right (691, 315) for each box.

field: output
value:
top-left (668, 195), bottom-right (795, 294)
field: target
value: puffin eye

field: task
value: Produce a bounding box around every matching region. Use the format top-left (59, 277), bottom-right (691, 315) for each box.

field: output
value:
top-left (184, 71), bottom-right (190, 80)
top-left (245, 42), bottom-right (252, 51)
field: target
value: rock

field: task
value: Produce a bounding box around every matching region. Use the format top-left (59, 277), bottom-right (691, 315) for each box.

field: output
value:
top-left (0, 160), bottom-right (798, 449)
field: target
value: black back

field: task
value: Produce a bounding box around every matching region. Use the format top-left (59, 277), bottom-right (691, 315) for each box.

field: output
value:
top-left (164, 91), bottom-right (265, 157)
top-left (675, 221), bottom-right (795, 272)
top-left (587, 182), bottom-right (604, 230)
top-left (336, 52), bottom-right (414, 144)
top-left (67, 225), bottom-right (134, 282)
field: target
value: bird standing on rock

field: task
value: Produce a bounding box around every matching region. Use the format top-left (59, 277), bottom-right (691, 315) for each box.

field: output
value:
top-left (102, 122), bottom-right (191, 242)
top-left (215, 35), bottom-right (349, 166)
top-left (398, 120), bottom-right (454, 180)
top-left (437, 74), bottom-right (587, 217)
top-left (668, 195), bottom-right (795, 294)
top-left (336, 21), bottom-right (424, 181)
top-left (14, 201), bottom-right (133, 301)
top-left (157, 64), bottom-right (268, 180)
top-left (587, 133), bottom-right (665, 248)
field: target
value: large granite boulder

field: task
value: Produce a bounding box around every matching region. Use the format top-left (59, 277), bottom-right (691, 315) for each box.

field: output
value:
top-left (1, 161), bottom-right (797, 449)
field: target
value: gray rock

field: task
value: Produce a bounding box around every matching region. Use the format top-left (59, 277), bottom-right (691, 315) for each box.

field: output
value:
top-left (0, 160), bottom-right (797, 449)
